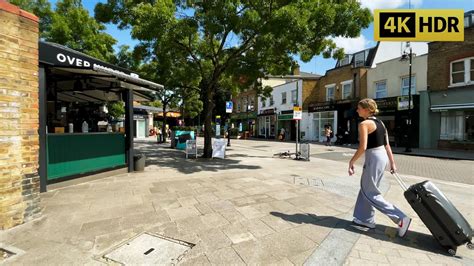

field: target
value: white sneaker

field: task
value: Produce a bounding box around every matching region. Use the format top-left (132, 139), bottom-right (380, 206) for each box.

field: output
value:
top-left (398, 216), bottom-right (412, 238)
top-left (352, 218), bottom-right (376, 229)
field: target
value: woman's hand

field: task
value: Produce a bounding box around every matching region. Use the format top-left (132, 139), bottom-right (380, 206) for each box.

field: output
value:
top-left (390, 162), bottom-right (397, 174)
top-left (348, 161), bottom-right (355, 176)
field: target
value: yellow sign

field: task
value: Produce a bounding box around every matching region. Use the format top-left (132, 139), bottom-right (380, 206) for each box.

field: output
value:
top-left (374, 9), bottom-right (464, 41)
top-left (293, 106), bottom-right (302, 112)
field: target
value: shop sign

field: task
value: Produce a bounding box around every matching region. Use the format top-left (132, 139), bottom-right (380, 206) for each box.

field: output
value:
top-left (397, 96), bottom-right (414, 110)
top-left (260, 109), bottom-right (275, 115)
top-left (39, 42), bottom-right (132, 74)
top-left (212, 139), bottom-right (227, 159)
top-left (375, 97), bottom-right (398, 110)
top-left (293, 106), bottom-right (302, 120)
top-left (308, 102), bottom-right (335, 112)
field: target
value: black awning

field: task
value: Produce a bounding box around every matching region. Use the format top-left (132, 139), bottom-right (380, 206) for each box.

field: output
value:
top-left (39, 41), bottom-right (163, 91)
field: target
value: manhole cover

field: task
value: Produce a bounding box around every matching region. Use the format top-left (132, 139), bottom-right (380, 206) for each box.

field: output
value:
top-left (102, 233), bottom-right (194, 265)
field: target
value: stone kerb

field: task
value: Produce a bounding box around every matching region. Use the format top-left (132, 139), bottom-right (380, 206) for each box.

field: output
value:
top-left (0, 0), bottom-right (40, 229)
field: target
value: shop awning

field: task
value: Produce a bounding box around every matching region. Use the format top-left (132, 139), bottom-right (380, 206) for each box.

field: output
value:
top-left (430, 87), bottom-right (474, 111)
top-left (93, 65), bottom-right (163, 90)
top-left (39, 41), bottom-right (164, 102)
top-left (431, 103), bottom-right (474, 111)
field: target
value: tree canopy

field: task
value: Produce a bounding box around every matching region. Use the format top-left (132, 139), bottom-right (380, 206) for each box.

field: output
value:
top-left (11, 0), bottom-right (117, 62)
top-left (95, 0), bottom-right (371, 157)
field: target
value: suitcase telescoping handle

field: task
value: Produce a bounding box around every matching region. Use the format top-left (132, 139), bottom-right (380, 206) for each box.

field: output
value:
top-left (391, 171), bottom-right (409, 191)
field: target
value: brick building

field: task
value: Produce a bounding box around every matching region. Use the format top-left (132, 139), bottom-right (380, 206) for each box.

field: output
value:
top-left (231, 89), bottom-right (257, 137)
top-left (302, 46), bottom-right (377, 143)
top-left (421, 11), bottom-right (474, 150)
top-left (0, 1), bottom-right (41, 229)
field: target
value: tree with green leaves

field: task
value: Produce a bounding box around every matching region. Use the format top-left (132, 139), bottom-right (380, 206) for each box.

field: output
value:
top-left (12, 0), bottom-right (117, 62)
top-left (95, 0), bottom-right (371, 157)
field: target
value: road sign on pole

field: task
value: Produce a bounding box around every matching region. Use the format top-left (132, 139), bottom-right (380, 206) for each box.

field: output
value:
top-left (293, 106), bottom-right (302, 120)
top-left (226, 101), bottom-right (233, 113)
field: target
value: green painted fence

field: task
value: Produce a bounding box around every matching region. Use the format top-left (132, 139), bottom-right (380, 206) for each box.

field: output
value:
top-left (47, 133), bottom-right (126, 180)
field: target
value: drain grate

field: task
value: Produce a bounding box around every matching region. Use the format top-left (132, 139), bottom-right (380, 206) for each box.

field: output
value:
top-left (0, 247), bottom-right (16, 262)
top-left (102, 233), bottom-right (194, 265)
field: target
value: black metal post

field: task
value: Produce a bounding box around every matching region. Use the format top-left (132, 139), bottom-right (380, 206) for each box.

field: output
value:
top-left (39, 66), bottom-right (47, 192)
top-left (124, 90), bottom-right (134, 172)
top-left (227, 114), bottom-right (231, 146)
top-left (405, 47), bottom-right (413, 152)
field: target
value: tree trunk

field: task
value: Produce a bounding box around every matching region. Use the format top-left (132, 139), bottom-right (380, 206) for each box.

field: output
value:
top-left (203, 85), bottom-right (214, 158)
top-left (161, 103), bottom-right (168, 143)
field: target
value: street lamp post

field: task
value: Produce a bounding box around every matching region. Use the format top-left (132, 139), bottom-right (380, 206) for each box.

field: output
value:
top-left (402, 43), bottom-right (413, 152)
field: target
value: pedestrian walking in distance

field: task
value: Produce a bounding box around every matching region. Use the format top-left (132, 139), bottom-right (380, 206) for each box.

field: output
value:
top-left (348, 98), bottom-right (411, 237)
top-left (324, 125), bottom-right (332, 146)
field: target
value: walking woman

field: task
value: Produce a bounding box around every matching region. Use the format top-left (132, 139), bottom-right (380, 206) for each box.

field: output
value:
top-left (348, 98), bottom-right (411, 237)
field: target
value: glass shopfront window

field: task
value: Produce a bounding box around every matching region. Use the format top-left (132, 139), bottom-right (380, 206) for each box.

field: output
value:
top-left (312, 111), bottom-right (337, 142)
top-left (258, 115), bottom-right (276, 138)
top-left (440, 110), bottom-right (474, 141)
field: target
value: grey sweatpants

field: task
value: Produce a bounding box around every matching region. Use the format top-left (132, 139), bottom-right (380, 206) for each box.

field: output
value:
top-left (353, 146), bottom-right (406, 224)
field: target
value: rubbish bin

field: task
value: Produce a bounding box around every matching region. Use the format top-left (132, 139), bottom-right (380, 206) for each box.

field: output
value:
top-left (134, 154), bottom-right (146, 171)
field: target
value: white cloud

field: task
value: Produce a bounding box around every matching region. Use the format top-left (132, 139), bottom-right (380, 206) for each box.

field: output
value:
top-left (331, 35), bottom-right (373, 54)
top-left (359, 0), bottom-right (423, 12)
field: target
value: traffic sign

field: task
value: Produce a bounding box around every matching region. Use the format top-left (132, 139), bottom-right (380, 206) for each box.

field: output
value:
top-left (293, 106), bottom-right (302, 120)
top-left (225, 101), bottom-right (233, 113)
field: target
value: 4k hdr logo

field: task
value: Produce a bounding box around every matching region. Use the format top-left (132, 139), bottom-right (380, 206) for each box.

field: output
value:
top-left (374, 10), bottom-right (464, 41)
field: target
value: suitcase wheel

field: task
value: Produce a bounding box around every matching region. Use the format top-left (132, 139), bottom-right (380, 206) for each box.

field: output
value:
top-left (448, 248), bottom-right (456, 256)
top-left (467, 242), bottom-right (474, 250)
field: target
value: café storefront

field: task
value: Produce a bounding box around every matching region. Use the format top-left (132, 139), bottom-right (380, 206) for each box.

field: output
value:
top-left (38, 41), bottom-right (163, 191)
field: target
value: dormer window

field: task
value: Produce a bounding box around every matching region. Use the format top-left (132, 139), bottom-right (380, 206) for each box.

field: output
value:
top-left (354, 52), bottom-right (365, 67)
top-left (340, 55), bottom-right (350, 66)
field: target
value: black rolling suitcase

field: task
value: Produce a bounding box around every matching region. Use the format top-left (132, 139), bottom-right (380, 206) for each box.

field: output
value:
top-left (392, 172), bottom-right (473, 255)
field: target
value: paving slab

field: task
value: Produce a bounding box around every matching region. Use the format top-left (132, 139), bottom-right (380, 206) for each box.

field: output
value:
top-left (1, 138), bottom-right (473, 265)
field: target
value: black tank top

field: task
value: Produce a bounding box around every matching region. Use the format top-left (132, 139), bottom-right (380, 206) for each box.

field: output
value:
top-left (366, 118), bottom-right (387, 149)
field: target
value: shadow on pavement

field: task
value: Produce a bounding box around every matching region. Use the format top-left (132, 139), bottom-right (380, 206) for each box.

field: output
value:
top-left (270, 212), bottom-right (458, 258)
top-left (135, 142), bottom-right (261, 174)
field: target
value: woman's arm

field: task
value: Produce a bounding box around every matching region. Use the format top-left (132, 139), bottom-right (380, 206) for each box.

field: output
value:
top-left (349, 122), bottom-right (368, 175)
top-left (384, 130), bottom-right (397, 173)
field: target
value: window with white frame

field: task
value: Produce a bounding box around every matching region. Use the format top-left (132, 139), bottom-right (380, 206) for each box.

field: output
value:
top-left (450, 57), bottom-right (474, 85)
top-left (326, 85), bottom-right (335, 101)
top-left (341, 80), bottom-right (352, 100)
top-left (261, 97), bottom-right (266, 108)
top-left (249, 99), bottom-right (255, 111)
top-left (269, 95), bottom-right (274, 106)
top-left (375, 81), bottom-right (387, 99)
top-left (401, 75), bottom-right (416, 96)
top-left (281, 92), bottom-right (287, 104)
top-left (440, 111), bottom-right (468, 140)
top-left (291, 89), bottom-right (297, 104)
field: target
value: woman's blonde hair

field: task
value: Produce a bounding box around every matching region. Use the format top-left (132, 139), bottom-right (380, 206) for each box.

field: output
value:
top-left (358, 98), bottom-right (379, 115)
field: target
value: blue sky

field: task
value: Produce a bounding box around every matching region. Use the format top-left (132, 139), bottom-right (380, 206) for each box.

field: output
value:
top-left (52, 0), bottom-right (473, 75)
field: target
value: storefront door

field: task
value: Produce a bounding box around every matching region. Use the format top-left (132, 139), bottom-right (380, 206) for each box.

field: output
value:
top-left (137, 120), bottom-right (146, 138)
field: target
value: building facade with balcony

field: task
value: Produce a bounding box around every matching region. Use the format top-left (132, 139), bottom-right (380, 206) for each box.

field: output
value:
top-left (423, 11), bottom-right (474, 150)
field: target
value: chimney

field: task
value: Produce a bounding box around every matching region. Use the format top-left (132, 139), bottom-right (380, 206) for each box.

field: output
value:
top-left (292, 63), bottom-right (300, 76)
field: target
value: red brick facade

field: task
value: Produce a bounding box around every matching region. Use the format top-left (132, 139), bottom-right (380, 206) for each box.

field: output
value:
top-left (427, 27), bottom-right (474, 91)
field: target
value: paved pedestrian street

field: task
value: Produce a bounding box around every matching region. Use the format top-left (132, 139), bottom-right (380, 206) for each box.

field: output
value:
top-left (0, 139), bottom-right (472, 265)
